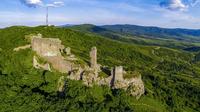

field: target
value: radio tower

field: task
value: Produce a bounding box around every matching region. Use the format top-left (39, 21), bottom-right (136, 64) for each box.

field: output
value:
top-left (46, 6), bottom-right (49, 26)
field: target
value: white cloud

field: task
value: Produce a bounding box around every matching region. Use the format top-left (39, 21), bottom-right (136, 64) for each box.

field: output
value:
top-left (20, 0), bottom-right (64, 8)
top-left (20, 0), bottom-right (42, 7)
top-left (189, 0), bottom-right (200, 7)
top-left (160, 0), bottom-right (200, 11)
top-left (153, 6), bottom-right (200, 28)
top-left (160, 0), bottom-right (188, 11)
top-left (46, 1), bottom-right (64, 7)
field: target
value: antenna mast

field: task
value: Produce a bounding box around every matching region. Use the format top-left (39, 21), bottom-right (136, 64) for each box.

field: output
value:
top-left (46, 7), bottom-right (49, 26)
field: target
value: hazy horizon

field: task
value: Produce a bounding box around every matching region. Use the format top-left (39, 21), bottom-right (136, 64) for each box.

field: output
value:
top-left (1, 0), bottom-right (200, 29)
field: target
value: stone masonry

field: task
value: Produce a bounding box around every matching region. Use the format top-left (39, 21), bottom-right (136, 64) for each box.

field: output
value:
top-left (90, 47), bottom-right (97, 69)
top-left (32, 37), bottom-right (64, 57)
top-left (31, 35), bottom-right (72, 73)
top-left (114, 66), bottom-right (124, 81)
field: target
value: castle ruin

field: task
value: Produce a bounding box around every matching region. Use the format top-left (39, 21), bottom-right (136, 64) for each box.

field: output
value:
top-left (29, 34), bottom-right (145, 99)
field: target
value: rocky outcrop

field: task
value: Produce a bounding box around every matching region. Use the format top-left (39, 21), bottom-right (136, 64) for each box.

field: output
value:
top-left (30, 34), bottom-right (145, 99)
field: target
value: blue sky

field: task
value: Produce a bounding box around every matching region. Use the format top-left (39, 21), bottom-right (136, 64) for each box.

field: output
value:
top-left (1, 0), bottom-right (200, 29)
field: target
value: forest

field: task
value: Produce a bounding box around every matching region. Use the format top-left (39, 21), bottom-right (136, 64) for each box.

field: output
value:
top-left (0, 26), bottom-right (199, 112)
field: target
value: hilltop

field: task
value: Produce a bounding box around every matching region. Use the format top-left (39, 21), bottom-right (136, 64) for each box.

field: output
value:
top-left (0, 26), bottom-right (199, 112)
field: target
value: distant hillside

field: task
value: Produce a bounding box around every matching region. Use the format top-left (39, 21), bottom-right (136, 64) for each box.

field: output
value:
top-left (65, 24), bottom-right (200, 51)
top-left (66, 24), bottom-right (124, 40)
top-left (102, 24), bottom-right (200, 42)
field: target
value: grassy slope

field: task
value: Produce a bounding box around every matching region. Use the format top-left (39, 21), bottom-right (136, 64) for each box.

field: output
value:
top-left (0, 26), bottom-right (199, 112)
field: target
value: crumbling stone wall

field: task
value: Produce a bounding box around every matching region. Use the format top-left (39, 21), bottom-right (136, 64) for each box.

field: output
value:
top-left (45, 56), bottom-right (72, 73)
top-left (32, 37), bottom-right (64, 57)
top-left (31, 35), bottom-right (73, 73)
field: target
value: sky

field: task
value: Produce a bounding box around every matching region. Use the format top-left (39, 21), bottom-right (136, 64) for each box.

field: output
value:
top-left (1, 0), bottom-right (200, 29)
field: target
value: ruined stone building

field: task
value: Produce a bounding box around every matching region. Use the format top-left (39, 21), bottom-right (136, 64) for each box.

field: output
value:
top-left (30, 34), bottom-right (145, 98)
top-left (31, 35), bottom-right (72, 73)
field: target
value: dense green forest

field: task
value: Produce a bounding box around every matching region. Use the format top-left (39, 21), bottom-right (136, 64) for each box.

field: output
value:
top-left (0, 26), bottom-right (199, 112)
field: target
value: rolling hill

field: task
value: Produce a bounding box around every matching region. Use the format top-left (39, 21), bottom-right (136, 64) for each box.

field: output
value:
top-left (65, 24), bottom-right (200, 51)
top-left (102, 24), bottom-right (200, 42)
top-left (0, 26), bottom-right (199, 112)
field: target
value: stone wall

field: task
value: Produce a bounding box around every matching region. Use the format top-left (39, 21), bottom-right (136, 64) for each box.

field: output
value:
top-left (31, 37), bottom-right (64, 57)
top-left (31, 35), bottom-right (73, 73)
top-left (45, 56), bottom-right (72, 73)
top-left (114, 66), bottom-right (124, 81)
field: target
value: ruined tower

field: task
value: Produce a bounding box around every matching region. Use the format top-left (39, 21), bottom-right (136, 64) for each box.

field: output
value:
top-left (90, 47), bottom-right (97, 68)
top-left (114, 66), bottom-right (124, 81)
top-left (110, 66), bottom-right (124, 88)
